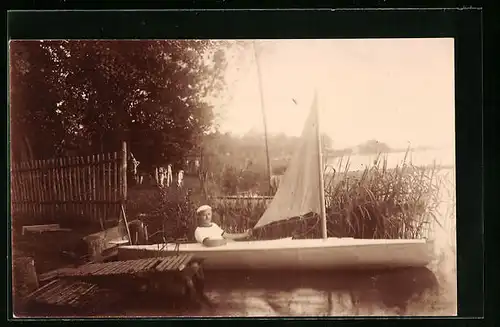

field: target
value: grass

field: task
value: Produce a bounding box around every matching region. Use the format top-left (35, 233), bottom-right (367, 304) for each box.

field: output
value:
top-left (323, 153), bottom-right (442, 239)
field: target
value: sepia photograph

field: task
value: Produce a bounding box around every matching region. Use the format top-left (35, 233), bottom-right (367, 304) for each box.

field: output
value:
top-left (10, 38), bottom-right (457, 317)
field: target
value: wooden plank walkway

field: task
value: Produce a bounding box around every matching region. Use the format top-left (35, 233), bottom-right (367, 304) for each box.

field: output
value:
top-left (41, 254), bottom-right (194, 279)
top-left (25, 254), bottom-right (209, 314)
top-left (25, 278), bottom-right (121, 310)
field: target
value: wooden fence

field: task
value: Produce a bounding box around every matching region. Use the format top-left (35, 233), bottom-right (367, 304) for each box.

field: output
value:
top-left (10, 149), bottom-right (127, 227)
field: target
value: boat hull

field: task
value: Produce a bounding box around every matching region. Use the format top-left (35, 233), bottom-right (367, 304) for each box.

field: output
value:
top-left (118, 238), bottom-right (435, 271)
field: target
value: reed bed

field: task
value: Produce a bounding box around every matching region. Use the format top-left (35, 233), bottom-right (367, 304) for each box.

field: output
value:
top-left (132, 152), bottom-right (447, 243)
top-left (323, 154), bottom-right (443, 239)
top-left (212, 154), bottom-right (443, 240)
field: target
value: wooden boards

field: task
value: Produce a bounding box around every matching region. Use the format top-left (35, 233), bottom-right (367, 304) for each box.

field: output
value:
top-left (25, 278), bottom-right (120, 310)
top-left (46, 254), bottom-right (194, 279)
top-left (21, 224), bottom-right (71, 235)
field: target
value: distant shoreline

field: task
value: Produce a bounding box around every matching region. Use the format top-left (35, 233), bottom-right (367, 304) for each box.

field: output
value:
top-left (325, 146), bottom-right (448, 159)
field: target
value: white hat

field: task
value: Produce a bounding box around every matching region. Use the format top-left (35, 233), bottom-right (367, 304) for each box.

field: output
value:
top-left (196, 205), bottom-right (212, 214)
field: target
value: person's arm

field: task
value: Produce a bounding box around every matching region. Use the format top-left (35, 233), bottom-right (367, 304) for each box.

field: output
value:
top-left (223, 229), bottom-right (252, 240)
top-left (202, 238), bottom-right (228, 247)
top-left (195, 225), bottom-right (229, 247)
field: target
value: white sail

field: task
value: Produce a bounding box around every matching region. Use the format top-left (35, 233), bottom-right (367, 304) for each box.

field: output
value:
top-left (254, 94), bottom-right (322, 229)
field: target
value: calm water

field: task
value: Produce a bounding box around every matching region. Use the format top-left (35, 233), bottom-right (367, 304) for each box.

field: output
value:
top-left (326, 148), bottom-right (455, 172)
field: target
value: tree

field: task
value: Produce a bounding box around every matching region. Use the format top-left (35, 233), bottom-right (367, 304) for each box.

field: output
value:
top-left (9, 40), bottom-right (228, 167)
top-left (10, 41), bottom-right (67, 160)
top-left (357, 139), bottom-right (392, 155)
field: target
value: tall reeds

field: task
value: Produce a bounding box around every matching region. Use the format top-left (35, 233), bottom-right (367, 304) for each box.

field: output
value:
top-left (129, 152), bottom-right (448, 242)
top-left (209, 153), bottom-right (444, 240)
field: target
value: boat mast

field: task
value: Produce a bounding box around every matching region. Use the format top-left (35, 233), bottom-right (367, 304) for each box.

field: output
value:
top-left (314, 92), bottom-right (328, 240)
top-left (253, 40), bottom-right (273, 196)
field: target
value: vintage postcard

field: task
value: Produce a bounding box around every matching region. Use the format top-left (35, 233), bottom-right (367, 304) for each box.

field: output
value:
top-left (10, 38), bottom-right (457, 317)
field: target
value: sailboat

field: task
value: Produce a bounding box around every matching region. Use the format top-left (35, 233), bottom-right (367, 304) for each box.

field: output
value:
top-left (117, 93), bottom-right (435, 270)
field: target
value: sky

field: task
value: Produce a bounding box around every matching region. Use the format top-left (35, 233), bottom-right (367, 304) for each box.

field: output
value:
top-left (211, 38), bottom-right (455, 150)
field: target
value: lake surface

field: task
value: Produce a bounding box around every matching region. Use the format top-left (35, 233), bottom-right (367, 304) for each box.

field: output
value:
top-left (326, 148), bottom-right (455, 172)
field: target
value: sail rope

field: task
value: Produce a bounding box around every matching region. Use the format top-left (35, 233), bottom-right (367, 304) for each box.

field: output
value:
top-left (291, 214), bottom-right (320, 239)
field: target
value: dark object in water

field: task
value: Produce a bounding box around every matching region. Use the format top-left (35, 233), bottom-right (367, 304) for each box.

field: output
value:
top-left (371, 267), bottom-right (439, 313)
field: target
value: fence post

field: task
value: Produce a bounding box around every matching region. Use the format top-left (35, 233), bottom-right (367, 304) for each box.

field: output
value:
top-left (121, 141), bottom-right (127, 203)
top-left (119, 141), bottom-right (132, 243)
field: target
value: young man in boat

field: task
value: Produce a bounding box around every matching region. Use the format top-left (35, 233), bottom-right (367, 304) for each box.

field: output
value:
top-left (195, 205), bottom-right (252, 247)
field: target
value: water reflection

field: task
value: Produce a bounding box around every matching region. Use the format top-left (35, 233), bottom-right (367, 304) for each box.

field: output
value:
top-left (20, 266), bottom-right (446, 318)
top-left (199, 267), bottom-right (439, 316)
